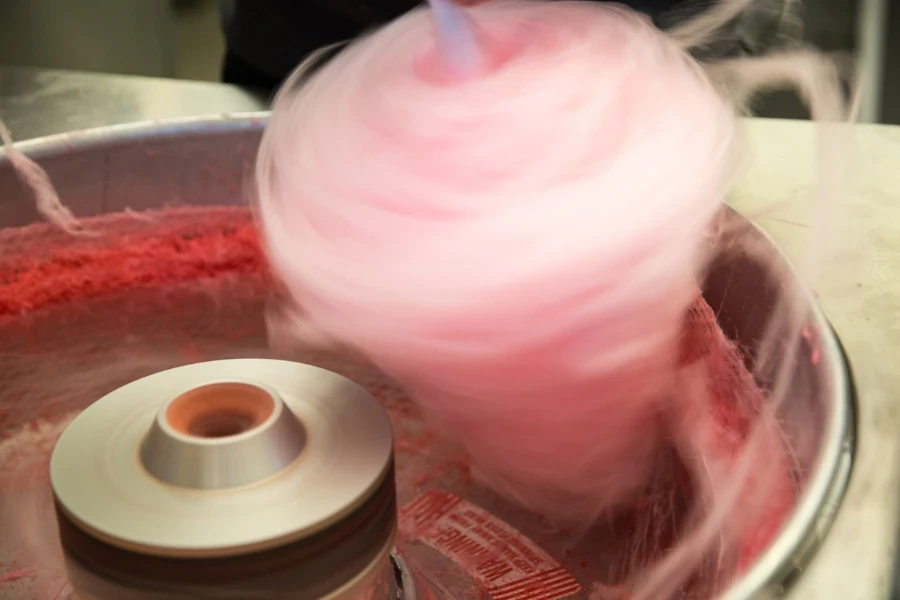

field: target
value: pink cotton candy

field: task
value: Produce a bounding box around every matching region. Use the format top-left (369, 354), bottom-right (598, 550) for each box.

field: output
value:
top-left (251, 1), bottom-right (856, 597)
top-left (255, 0), bottom-right (740, 522)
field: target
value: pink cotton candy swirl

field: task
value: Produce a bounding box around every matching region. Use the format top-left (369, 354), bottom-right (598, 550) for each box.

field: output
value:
top-left (256, 0), bottom-right (740, 521)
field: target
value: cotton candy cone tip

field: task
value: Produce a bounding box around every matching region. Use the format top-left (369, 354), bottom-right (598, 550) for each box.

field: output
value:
top-left (256, 0), bottom-right (740, 523)
top-left (426, 0), bottom-right (487, 77)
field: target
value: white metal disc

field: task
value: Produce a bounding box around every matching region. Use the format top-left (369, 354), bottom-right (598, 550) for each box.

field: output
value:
top-left (50, 359), bottom-right (394, 558)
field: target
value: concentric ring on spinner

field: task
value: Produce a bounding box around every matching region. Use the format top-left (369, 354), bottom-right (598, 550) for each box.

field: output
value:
top-left (49, 358), bottom-right (395, 557)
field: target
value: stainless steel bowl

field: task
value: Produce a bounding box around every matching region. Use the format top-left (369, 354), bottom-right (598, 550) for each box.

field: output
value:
top-left (0, 115), bottom-right (855, 599)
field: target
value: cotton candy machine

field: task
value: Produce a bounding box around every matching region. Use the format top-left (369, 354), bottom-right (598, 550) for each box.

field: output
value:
top-left (0, 116), bottom-right (854, 600)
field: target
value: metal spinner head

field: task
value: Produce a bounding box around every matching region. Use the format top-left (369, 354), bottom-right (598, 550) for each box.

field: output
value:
top-left (49, 359), bottom-right (396, 600)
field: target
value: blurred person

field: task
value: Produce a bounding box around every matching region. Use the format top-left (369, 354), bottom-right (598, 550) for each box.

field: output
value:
top-left (219, 0), bottom-right (798, 95)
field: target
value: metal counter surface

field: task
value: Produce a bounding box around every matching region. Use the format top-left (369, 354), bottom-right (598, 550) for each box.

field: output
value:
top-left (0, 66), bottom-right (268, 140)
top-left (1, 67), bottom-right (898, 599)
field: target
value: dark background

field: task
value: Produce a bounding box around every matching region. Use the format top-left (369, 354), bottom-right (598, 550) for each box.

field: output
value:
top-left (0, 0), bottom-right (894, 123)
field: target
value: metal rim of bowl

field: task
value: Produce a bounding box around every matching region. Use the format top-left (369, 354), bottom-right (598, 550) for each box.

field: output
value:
top-left (717, 218), bottom-right (856, 599)
top-left (0, 114), bottom-right (856, 599)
